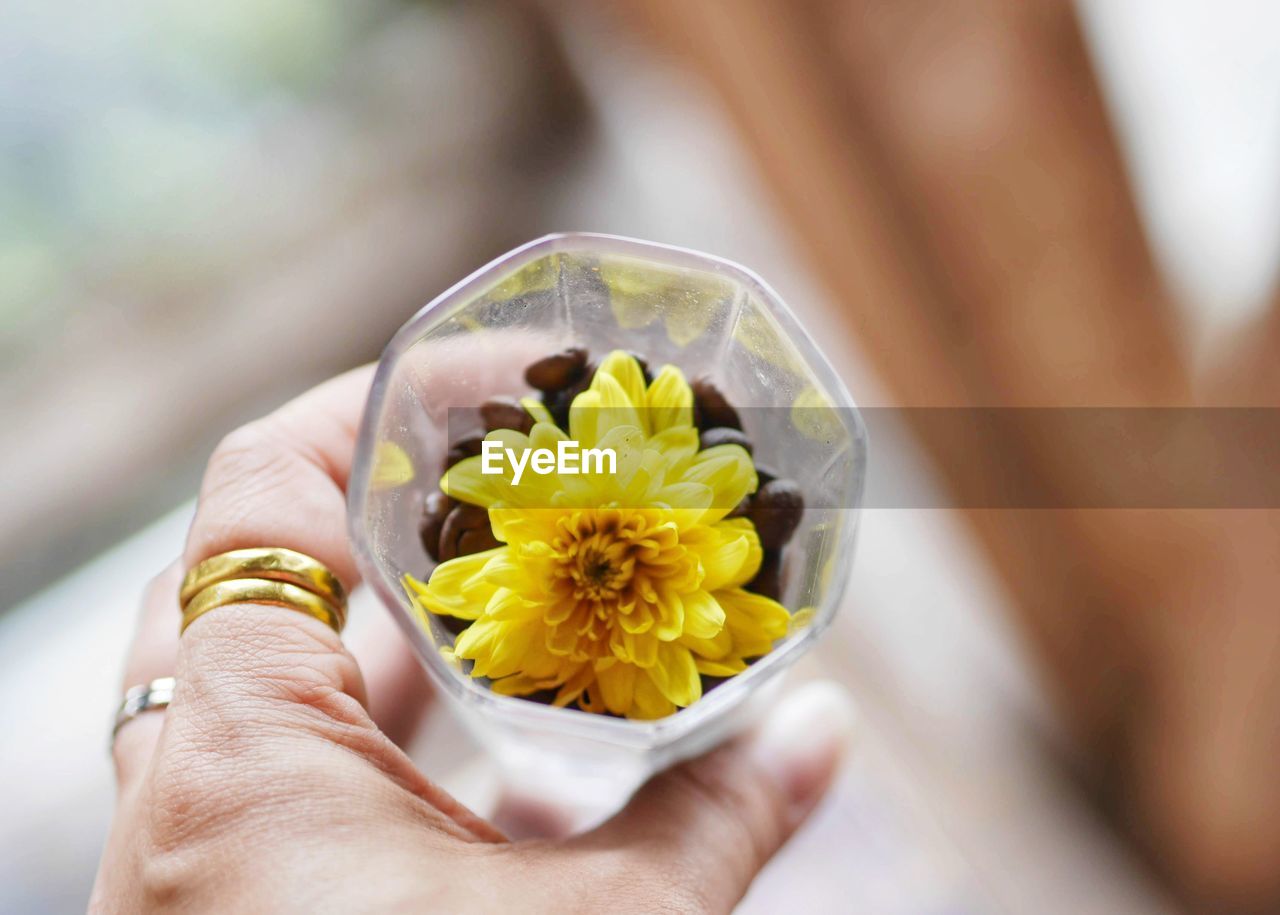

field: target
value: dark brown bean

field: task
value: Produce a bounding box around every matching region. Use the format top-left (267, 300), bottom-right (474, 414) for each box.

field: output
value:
top-left (457, 526), bottom-right (501, 556)
top-left (691, 377), bottom-right (742, 431)
top-left (420, 490), bottom-right (455, 561)
top-left (444, 434), bottom-right (486, 471)
top-left (437, 614), bottom-right (472, 636)
top-left (438, 503), bottom-right (491, 562)
top-left (525, 347), bottom-right (588, 393)
top-left (479, 396), bottom-right (533, 434)
top-left (748, 547), bottom-right (784, 601)
top-left (748, 479), bottom-right (804, 549)
top-left (547, 362), bottom-right (596, 429)
top-left (700, 674), bottom-right (729, 695)
top-left (700, 426), bottom-right (753, 455)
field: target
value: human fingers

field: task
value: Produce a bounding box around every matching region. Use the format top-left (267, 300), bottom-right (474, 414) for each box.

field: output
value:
top-left (107, 367), bottom-right (378, 788)
top-left (574, 681), bottom-right (855, 913)
top-left (111, 561), bottom-right (183, 792)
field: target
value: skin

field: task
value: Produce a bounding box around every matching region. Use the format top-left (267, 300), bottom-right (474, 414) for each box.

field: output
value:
top-left (91, 366), bottom-right (852, 914)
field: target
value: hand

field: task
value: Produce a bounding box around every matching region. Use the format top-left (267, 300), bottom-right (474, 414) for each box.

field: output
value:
top-left (90, 366), bottom-right (853, 914)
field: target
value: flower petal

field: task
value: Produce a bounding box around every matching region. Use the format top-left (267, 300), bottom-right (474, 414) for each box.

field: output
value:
top-left (695, 656), bottom-right (748, 677)
top-left (521, 396), bottom-right (555, 427)
top-left (681, 589), bottom-right (726, 640)
top-left (683, 447), bottom-right (757, 522)
top-left (596, 350), bottom-right (648, 413)
top-left (440, 456), bottom-right (500, 507)
top-left (689, 526), bottom-right (753, 593)
top-left (648, 642), bottom-right (702, 707)
top-left (713, 518), bottom-right (763, 587)
top-left (631, 669), bottom-right (677, 719)
top-left (406, 550), bottom-right (505, 619)
top-left (646, 365), bottom-right (694, 433)
top-left (716, 587), bottom-right (791, 657)
top-left (594, 658), bottom-right (638, 715)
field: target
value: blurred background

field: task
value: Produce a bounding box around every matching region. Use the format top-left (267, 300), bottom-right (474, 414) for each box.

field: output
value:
top-left (3, 1), bottom-right (1280, 912)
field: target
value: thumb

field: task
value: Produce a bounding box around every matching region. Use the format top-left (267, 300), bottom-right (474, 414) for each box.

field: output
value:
top-left (579, 680), bottom-right (855, 912)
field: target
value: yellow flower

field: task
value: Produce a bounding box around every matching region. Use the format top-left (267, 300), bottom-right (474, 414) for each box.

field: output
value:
top-left (404, 351), bottom-right (790, 719)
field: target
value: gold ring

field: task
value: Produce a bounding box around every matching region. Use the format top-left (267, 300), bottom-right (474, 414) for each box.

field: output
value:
top-left (181, 579), bottom-right (346, 635)
top-left (180, 547), bottom-right (347, 609)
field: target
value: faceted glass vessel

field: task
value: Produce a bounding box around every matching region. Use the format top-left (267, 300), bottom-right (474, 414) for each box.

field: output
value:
top-left (348, 234), bottom-right (866, 794)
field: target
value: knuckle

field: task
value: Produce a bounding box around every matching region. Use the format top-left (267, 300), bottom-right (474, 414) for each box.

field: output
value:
top-left (182, 608), bottom-right (365, 728)
top-left (205, 421), bottom-right (297, 505)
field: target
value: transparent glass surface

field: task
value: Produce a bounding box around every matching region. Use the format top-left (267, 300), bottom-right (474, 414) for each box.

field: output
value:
top-left (348, 234), bottom-right (867, 797)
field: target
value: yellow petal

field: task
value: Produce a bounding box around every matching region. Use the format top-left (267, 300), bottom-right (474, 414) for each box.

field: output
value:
top-left (595, 659), bottom-right (638, 715)
top-left (648, 426), bottom-right (700, 465)
top-left (680, 622), bottom-right (733, 660)
top-left (630, 670), bottom-right (677, 720)
top-left (468, 618), bottom-right (538, 679)
top-left (440, 456), bottom-right (499, 507)
top-left (409, 549), bottom-right (505, 619)
top-left (453, 618), bottom-right (503, 665)
top-left (683, 447), bottom-right (757, 522)
top-left (646, 365), bottom-right (694, 433)
top-left (652, 590), bottom-right (684, 641)
top-left (520, 396), bottom-right (555, 427)
top-left (648, 642), bottom-right (702, 707)
top-left (484, 588), bottom-right (542, 622)
top-left (717, 587), bottom-right (791, 657)
top-left (710, 518), bottom-right (763, 588)
top-left (490, 674), bottom-right (545, 697)
top-left (371, 441), bottom-right (415, 490)
top-left (552, 664), bottom-right (595, 707)
top-left (596, 350), bottom-right (647, 411)
top-left (681, 589), bottom-right (726, 640)
top-left (695, 656), bottom-right (747, 677)
top-left (690, 528), bottom-right (751, 592)
top-left (572, 372), bottom-right (642, 447)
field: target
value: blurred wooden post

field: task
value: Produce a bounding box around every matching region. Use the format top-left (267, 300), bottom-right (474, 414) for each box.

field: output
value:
top-left (618, 0), bottom-right (1191, 764)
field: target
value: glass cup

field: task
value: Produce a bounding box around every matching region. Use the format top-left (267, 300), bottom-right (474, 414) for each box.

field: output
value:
top-left (348, 233), bottom-right (866, 803)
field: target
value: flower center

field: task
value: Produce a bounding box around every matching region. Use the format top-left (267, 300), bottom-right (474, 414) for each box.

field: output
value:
top-left (544, 508), bottom-right (694, 660)
top-left (576, 546), bottom-right (623, 599)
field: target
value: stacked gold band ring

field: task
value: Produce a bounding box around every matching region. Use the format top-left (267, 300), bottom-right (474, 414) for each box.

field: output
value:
top-left (179, 548), bottom-right (348, 635)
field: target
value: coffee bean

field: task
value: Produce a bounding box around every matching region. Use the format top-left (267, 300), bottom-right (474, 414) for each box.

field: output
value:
top-left (748, 548), bottom-right (783, 600)
top-left (691, 378), bottom-right (742, 431)
top-left (444, 434), bottom-right (485, 471)
top-left (748, 479), bottom-right (804, 549)
top-left (525, 347), bottom-right (588, 393)
top-left (420, 490), bottom-right (455, 561)
top-left (437, 614), bottom-right (472, 637)
top-left (700, 674), bottom-right (728, 694)
top-left (457, 526), bottom-right (501, 556)
top-left (479, 396), bottom-right (533, 434)
top-left (438, 504), bottom-right (491, 562)
top-left (700, 426), bottom-right (753, 455)
top-left (548, 362), bottom-right (595, 429)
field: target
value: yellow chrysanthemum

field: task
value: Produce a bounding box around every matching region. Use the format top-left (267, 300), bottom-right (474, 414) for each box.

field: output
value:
top-left (404, 351), bottom-right (790, 720)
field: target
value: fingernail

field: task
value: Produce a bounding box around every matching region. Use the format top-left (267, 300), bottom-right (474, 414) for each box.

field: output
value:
top-left (748, 680), bottom-right (856, 824)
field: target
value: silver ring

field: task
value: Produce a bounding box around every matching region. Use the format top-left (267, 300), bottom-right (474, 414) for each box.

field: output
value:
top-left (112, 676), bottom-right (176, 744)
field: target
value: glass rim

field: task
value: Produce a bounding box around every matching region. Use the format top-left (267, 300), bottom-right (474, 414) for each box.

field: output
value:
top-left (346, 232), bottom-right (868, 744)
